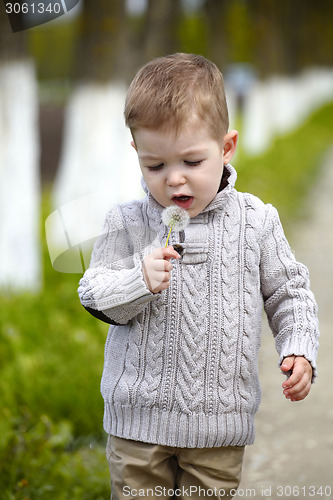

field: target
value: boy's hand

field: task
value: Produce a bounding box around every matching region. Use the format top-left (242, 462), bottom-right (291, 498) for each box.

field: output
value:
top-left (142, 246), bottom-right (180, 294)
top-left (281, 355), bottom-right (313, 402)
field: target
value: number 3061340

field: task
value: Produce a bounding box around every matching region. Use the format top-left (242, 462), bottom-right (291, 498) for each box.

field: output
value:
top-left (6, 3), bottom-right (62, 14)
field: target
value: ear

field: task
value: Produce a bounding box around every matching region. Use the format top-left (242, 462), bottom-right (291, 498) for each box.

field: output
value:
top-left (223, 130), bottom-right (238, 164)
top-left (131, 140), bottom-right (137, 151)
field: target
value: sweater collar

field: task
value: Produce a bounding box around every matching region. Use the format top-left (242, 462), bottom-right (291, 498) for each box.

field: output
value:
top-left (201, 163), bottom-right (237, 214)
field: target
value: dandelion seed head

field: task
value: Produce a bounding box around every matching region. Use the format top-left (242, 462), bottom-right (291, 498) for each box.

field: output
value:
top-left (162, 206), bottom-right (190, 231)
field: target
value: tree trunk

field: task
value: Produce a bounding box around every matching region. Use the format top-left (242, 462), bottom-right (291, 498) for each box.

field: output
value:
top-left (75, 0), bottom-right (129, 82)
top-left (0, 3), bottom-right (41, 292)
top-left (203, 0), bottom-right (228, 70)
top-left (51, 0), bottom-right (141, 273)
top-left (143, 0), bottom-right (182, 60)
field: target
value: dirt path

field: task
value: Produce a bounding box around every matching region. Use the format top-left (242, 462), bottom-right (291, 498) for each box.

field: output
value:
top-left (238, 147), bottom-right (333, 499)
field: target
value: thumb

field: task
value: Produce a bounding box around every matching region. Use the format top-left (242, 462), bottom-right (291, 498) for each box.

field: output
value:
top-left (281, 355), bottom-right (295, 372)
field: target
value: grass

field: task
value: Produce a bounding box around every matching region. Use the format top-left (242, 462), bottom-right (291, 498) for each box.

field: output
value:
top-left (0, 193), bottom-right (110, 498)
top-left (235, 100), bottom-right (333, 230)
top-left (0, 101), bottom-right (332, 498)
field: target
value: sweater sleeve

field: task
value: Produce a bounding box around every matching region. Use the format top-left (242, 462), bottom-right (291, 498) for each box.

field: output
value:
top-left (260, 205), bottom-right (319, 380)
top-left (77, 204), bottom-right (158, 325)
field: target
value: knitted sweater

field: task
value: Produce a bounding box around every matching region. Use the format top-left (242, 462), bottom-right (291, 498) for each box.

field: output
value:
top-left (78, 164), bottom-right (319, 448)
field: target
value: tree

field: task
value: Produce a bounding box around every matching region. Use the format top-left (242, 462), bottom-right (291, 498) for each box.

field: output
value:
top-left (75, 0), bottom-right (129, 82)
top-left (249, 0), bottom-right (333, 77)
top-left (51, 0), bottom-right (140, 273)
top-left (203, 0), bottom-right (228, 69)
top-left (143, 0), bottom-right (182, 60)
top-left (0, 3), bottom-right (41, 291)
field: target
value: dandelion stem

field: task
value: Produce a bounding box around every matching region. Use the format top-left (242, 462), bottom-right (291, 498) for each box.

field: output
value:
top-left (165, 226), bottom-right (173, 247)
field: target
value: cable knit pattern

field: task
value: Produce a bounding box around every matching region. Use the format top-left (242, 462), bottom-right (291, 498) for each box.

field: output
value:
top-left (78, 164), bottom-right (319, 448)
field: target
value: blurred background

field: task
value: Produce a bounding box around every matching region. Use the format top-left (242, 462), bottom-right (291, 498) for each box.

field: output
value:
top-left (0, 1), bottom-right (332, 498)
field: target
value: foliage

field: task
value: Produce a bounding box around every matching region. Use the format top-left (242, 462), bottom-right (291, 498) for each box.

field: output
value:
top-left (26, 1), bottom-right (333, 82)
top-left (0, 192), bottom-right (110, 496)
top-left (235, 101), bottom-right (333, 230)
top-left (223, 1), bottom-right (254, 64)
top-left (178, 12), bottom-right (208, 57)
top-left (0, 410), bottom-right (108, 499)
top-left (28, 20), bottom-right (79, 81)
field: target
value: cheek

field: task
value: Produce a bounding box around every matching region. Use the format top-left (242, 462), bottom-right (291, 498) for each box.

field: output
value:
top-left (196, 164), bottom-right (223, 192)
top-left (144, 175), bottom-right (164, 197)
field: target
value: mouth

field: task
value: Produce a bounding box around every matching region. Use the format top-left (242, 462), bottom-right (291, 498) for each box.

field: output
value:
top-left (172, 195), bottom-right (194, 209)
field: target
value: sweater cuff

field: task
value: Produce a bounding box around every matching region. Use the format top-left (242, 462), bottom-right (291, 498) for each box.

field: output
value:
top-left (79, 264), bottom-right (153, 311)
top-left (120, 264), bottom-right (153, 304)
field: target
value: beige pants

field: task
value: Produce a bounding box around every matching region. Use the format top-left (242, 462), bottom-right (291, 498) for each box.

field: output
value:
top-left (106, 435), bottom-right (245, 499)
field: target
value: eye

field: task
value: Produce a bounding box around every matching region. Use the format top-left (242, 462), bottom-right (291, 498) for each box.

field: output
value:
top-left (184, 160), bottom-right (202, 167)
top-left (147, 163), bottom-right (164, 172)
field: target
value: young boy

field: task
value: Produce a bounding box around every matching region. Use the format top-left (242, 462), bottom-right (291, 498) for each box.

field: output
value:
top-left (78, 53), bottom-right (319, 499)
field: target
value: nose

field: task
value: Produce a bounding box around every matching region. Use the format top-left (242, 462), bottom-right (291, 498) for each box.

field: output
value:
top-left (166, 166), bottom-right (186, 187)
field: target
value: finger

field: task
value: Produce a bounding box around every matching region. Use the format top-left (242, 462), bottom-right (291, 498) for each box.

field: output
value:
top-left (294, 380), bottom-right (311, 401)
top-left (281, 356), bottom-right (295, 373)
top-left (150, 247), bottom-right (180, 262)
top-left (151, 278), bottom-right (171, 293)
top-left (283, 375), bottom-right (307, 396)
top-left (152, 260), bottom-right (172, 272)
top-left (162, 246), bottom-right (181, 261)
top-left (282, 368), bottom-right (302, 389)
top-left (159, 280), bottom-right (170, 291)
top-left (151, 270), bottom-right (171, 287)
top-left (143, 261), bottom-right (169, 292)
top-left (286, 379), bottom-right (311, 402)
top-left (282, 357), bottom-right (312, 389)
top-left (161, 271), bottom-right (171, 282)
top-left (283, 364), bottom-right (312, 394)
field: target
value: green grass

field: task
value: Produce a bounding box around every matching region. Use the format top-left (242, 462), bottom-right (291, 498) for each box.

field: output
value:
top-left (235, 100), bottom-right (333, 229)
top-left (0, 101), bottom-right (332, 498)
top-left (0, 193), bottom-right (110, 497)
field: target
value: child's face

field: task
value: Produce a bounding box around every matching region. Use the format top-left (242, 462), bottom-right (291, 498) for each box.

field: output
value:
top-left (132, 122), bottom-right (238, 218)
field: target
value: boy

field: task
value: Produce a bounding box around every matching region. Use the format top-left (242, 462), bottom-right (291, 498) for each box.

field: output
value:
top-left (78, 53), bottom-right (319, 499)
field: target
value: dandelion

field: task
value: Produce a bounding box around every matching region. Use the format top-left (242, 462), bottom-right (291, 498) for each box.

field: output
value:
top-left (162, 206), bottom-right (190, 247)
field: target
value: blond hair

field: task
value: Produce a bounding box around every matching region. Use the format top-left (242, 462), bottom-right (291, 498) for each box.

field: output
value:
top-left (124, 53), bottom-right (229, 140)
